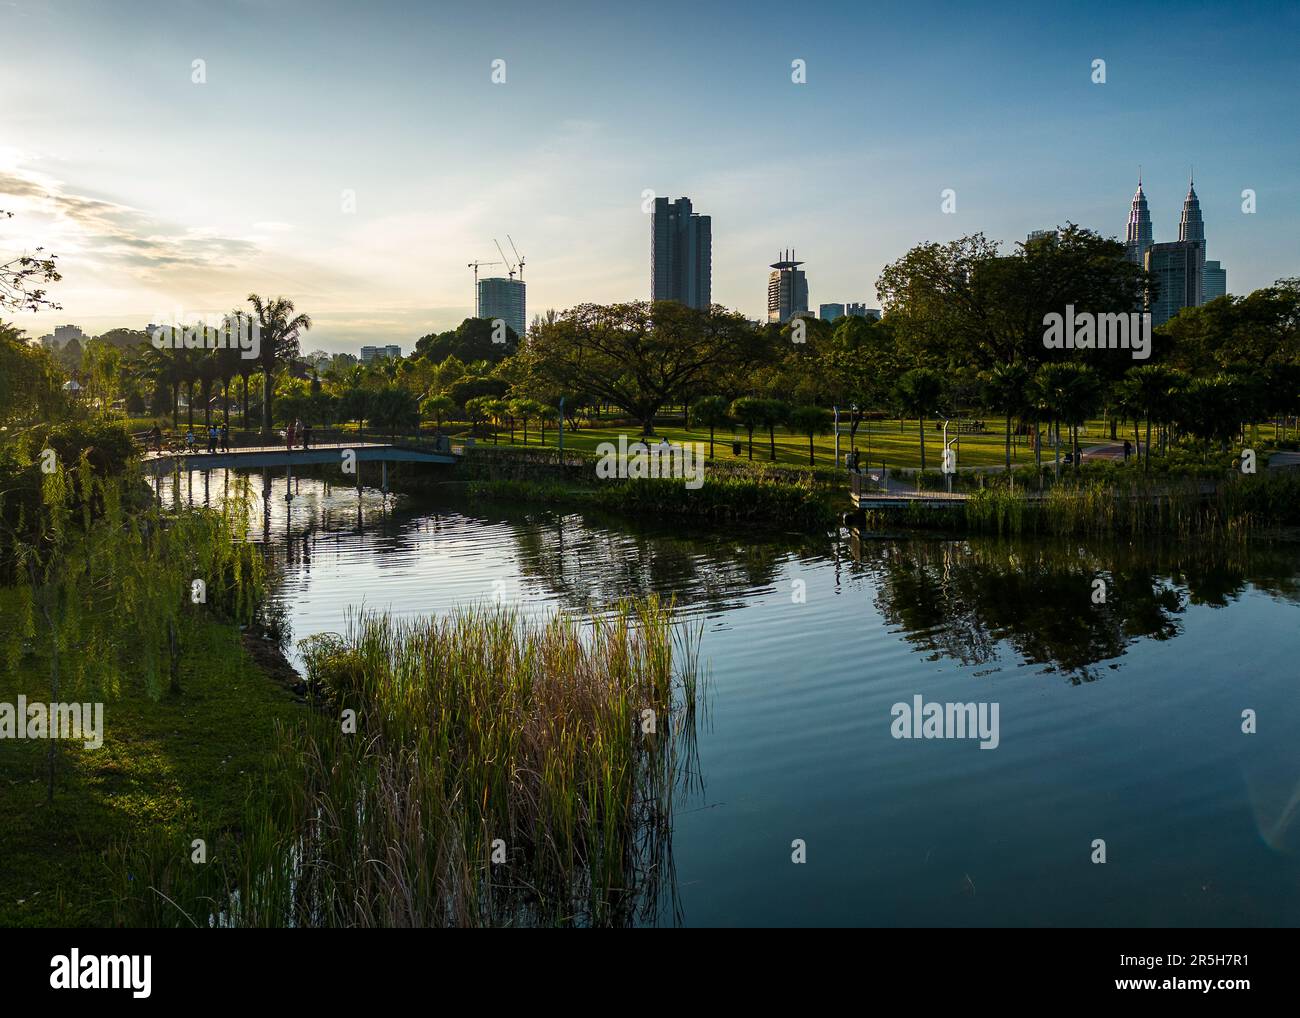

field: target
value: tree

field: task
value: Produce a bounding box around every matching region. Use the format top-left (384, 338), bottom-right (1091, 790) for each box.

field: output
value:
top-left (979, 361), bottom-right (1030, 471)
top-left (728, 397), bottom-right (767, 460)
top-left (789, 405), bottom-right (832, 465)
top-left (0, 321), bottom-right (65, 427)
top-left (482, 399), bottom-right (509, 444)
top-left (367, 385), bottom-right (420, 441)
top-left (1, 210), bottom-right (61, 313)
top-left (894, 368), bottom-right (945, 471)
top-left (530, 301), bottom-right (761, 436)
top-left (246, 294), bottom-right (311, 435)
top-left (760, 399), bottom-right (790, 461)
top-left (1120, 364), bottom-right (1184, 472)
top-left (421, 394), bottom-right (455, 432)
top-left (463, 395), bottom-right (492, 437)
top-left (691, 396), bottom-right (730, 458)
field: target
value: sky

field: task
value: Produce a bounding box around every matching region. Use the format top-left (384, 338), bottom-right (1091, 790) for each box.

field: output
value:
top-left (1, 0), bottom-right (1297, 353)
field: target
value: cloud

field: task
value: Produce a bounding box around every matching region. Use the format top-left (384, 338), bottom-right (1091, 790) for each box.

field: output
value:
top-left (0, 168), bottom-right (259, 272)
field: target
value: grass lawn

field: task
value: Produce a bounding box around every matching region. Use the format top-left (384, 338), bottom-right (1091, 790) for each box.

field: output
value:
top-left (0, 597), bottom-right (300, 927)
top-left (461, 417), bottom-right (1133, 470)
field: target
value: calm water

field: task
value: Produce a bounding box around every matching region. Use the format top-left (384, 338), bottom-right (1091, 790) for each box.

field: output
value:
top-left (163, 468), bottom-right (1300, 926)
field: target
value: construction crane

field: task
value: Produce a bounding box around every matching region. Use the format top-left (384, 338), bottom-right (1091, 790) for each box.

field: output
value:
top-left (508, 235), bottom-right (525, 281)
top-left (467, 260), bottom-right (503, 316)
top-left (494, 239), bottom-right (516, 279)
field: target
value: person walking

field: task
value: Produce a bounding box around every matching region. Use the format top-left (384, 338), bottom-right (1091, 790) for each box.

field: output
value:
top-left (207, 424), bottom-right (217, 453)
top-left (221, 422), bottom-right (230, 452)
top-left (302, 422), bottom-right (311, 450)
top-left (148, 424), bottom-right (162, 453)
top-left (286, 420), bottom-right (295, 452)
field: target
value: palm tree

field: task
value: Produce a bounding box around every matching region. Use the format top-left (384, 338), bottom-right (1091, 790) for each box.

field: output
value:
top-left (367, 385), bottom-right (420, 441)
top-left (789, 405), bottom-right (832, 465)
top-left (1033, 363), bottom-right (1099, 478)
top-left (729, 397), bottom-right (767, 460)
top-left (760, 399), bottom-right (791, 461)
top-left (247, 294), bottom-right (311, 436)
top-left (483, 398), bottom-right (508, 444)
top-left (691, 396), bottom-right (730, 458)
top-left (421, 394), bottom-right (455, 432)
top-left (144, 346), bottom-right (184, 429)
top-left (980, 361), bottom-right (1030, 471)
top-left (1124, 363), bottom-right (1182, 473)
top-left (894, 368), bottom-right (945, 471)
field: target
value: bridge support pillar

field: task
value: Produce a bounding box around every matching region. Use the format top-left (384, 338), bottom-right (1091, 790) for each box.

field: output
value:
top-left (382, 460), bottom-right (388, 494)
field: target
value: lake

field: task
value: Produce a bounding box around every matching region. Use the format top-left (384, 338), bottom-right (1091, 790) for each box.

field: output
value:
top-left (162, 468), bottom-right (1300, 926)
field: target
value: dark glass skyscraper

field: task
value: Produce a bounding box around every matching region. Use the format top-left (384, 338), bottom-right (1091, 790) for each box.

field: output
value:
top-left (651, 197), bottom-right (711, 310)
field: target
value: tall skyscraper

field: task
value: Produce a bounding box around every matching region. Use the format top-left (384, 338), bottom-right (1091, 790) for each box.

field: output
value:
top-left (1146, 242), bottom-right (1204, 326)
top-left (1145, 178), bottom-right (1207, 325)
top-left (767, 251), bottom-right (808, 324)
top-left (651, 197), bottom-right (711, 309)
top-left (1204, 260), bottom-right (1227, 301)
top-left (477, 276), bottom-right (527, 338)
top-left (1125, 177), bottom-right (1153, 266)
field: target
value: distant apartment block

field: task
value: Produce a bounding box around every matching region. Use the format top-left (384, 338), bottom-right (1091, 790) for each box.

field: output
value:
top-left (767, 251), bottom-right (808, 324)
top-left (359, 344), bottom-right (402, 363)
top-left (477, 276), bottom-right (527, 338)
top-left (846, 303), bottom-right (881, 320)
top-left (820, 303), bottom-right (845, 321)
top-left (651, 196), bottom-right (711, 309)
top-left (39, 324), bottom-right (85, 349)
top-left (1203, 260), bottom-right (1227, 301)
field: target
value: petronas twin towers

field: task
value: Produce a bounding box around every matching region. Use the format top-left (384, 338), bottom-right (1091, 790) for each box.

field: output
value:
top-left (1125, 175), bottom-right (1225, 325)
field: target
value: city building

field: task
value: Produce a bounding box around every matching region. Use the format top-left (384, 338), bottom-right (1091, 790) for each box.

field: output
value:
top-left (1028, 229), bottom-right (1059, 245)
top-left (1127, 174), bottom-right (1221, 325)
top-left (359, 344), bottom-right (402, 363)
top-left (39, 324), bottom-right (85, 349)
top-left (651, 196), bottom-right (711, 309)
top-left (820, 303), bottom-right (845, 322)
top-left (846, 304), bottom-right (881, 320)
top-left (1146, 242), bottom-right (1204, 326)
top-left (767, 250), bottom-right (808, 324)
top-left (1124, 178), bottom-right (1153, 266)
top-left (1204, 260), bottom-right (1227, 301)
top-left (1146, 180), bottom-right (1206, 325)
top-left (477, 276), bottom-right (527, 338)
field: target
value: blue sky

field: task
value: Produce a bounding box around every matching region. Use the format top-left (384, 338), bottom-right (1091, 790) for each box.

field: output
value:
top-left (2, 0), bottom-right (1296, 351)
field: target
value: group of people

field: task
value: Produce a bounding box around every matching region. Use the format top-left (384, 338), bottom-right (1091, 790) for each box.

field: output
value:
top-left (285, 419), bottom-right (312, 451)
top-left (146, 421), bottom-right (318, 455)
top-left (145, 422), bottom-right (231, 453)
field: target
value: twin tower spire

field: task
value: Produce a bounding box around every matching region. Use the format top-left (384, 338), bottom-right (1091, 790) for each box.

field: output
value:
top-left (1125, 172), bottom-right (1201, 265)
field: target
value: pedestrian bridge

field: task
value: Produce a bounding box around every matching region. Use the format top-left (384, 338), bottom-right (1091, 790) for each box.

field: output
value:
top-left (141, 441), bottom-right (459, 475)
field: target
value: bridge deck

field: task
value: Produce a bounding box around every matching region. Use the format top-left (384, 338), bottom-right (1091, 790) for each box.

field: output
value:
top-left (142, 442), bottom-right (457, 473)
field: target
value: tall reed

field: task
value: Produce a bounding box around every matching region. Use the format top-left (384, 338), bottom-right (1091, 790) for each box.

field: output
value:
top-left (113, 596), bottom-right (700, 927)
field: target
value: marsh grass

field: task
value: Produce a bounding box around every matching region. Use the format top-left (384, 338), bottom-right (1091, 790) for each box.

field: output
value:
top-left (113, 596), bottom-right (701, 927)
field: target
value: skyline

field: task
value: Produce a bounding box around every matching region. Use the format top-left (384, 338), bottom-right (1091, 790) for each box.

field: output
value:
top-left (2, 0), bottom-right (1297, 352)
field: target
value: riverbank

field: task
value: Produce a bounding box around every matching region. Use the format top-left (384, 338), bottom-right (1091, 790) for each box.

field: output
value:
top-left (0, 594), bottom-right (301, 927)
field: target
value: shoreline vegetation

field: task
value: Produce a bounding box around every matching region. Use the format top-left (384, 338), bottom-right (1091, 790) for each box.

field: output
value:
top-left (112, 597), bottom-right (701, 928)
top-left (372, 443), bottom-right (1300, 539)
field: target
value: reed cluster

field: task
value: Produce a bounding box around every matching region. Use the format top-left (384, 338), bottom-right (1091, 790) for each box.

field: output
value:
top-left (114, 596), bottom-right (700, 927)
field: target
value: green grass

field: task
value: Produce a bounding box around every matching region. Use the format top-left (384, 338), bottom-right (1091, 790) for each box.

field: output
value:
top-left (0, 594), bottom-right (300, 927)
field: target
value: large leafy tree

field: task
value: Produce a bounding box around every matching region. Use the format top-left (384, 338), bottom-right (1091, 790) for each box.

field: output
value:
top-left (247, 294), bottom-right (311, 435)
top-left (530, 301), bottom-right (761, 436)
